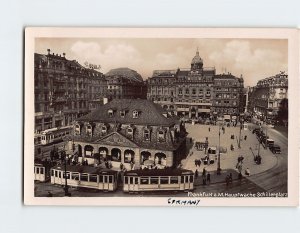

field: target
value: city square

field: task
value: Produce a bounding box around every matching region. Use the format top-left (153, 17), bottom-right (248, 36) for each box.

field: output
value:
top-left (31, 37), bottom-right (289, 198)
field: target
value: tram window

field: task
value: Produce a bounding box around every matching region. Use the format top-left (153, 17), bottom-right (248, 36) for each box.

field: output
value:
top-left (160, 177), bottom-right (169, 184)
top-left (36, 167), bottom-right (39, 174)
top-left (90, 175), bottom-right (97, 182)
top-left (190, 175), bottom-right (194, 183)
top-left (54, 171), bottom-right (58, 177)
top-left (72, 173), bottom-right (79, 180)
top-left (40, 168), bottom-right (44, 174)
top-left (141, 177), bottom-right (149, 184)
top-left (109, 176), bottom-right (113, 183)
top-left (58, 171), bottom-right (61, 178)
top-left (63, 172), bottom-right (70, 179)
top-left (129, 177), bottom-right (134, 184)
top-left (81, 174), bottom-right (88, 181)
top-left (124, 177), bottom-right (128, 184)
top-left (99, 175), bottom-right (103, 183)
top-left (135, 177), bottom-right (138, 184)
top-left (181, 176), bottom-right (184, 183)
top-left (51, 170), bottom-right (54, 176)
top-left (150, 177), bottom-right (159, 184)
top-left (185, 176), bottom-right (189, 183)
top-left (170, 177), bottom-right (179, 184)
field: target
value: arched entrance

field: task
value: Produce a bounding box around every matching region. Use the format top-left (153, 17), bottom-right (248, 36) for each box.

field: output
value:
top-left (99, 147), bottom-right (108, 159)
top-left (155, 152), bottom-right (167, 166)
top-left (84, 145), bottom-right (94, 157)
top-left (124, 149), bottom-right (135, 163)
top-left (111, 148), bottom-right (121, 162)
top-left (141, 151), bottom-right (151, 165)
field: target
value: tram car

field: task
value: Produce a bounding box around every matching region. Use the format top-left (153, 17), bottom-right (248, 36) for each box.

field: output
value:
top-left (123, 168), bottom-right (194, 193)
top-left (50, 165), bottom-right (118, 192)
top-left (41, 126), bottom-right (72, 145)
top-left (34, 163), bottom-right (46, 182)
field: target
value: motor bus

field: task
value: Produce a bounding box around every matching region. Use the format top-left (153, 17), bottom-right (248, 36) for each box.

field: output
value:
top-left (123, 168), bottom-right (194, 193)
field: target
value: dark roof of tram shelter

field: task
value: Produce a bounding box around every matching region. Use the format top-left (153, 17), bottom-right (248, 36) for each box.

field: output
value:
top-left (77, 99), bottom-right (180, 126)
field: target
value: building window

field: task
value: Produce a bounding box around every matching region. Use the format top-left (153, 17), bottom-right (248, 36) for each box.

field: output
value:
top-left (86, 124), bottom-right (92, 136)
top-left (75, 124), bottom-right (81, 135)
top-left (185, 89), bottom-right (189, 94)
top-left (158, 129), bottom-right (165, 142)
top-left (178, 88), bottom-right (182, 95)
top-left (108, 109), bottom-right (113, 117)
top-left (120, 110), bottom-right (126, 118)
top-left (133, 110), bottom-right (139, 118)
top-left (144, 129), bottom-right (150, 141)
top-left (192, 89), bottom-right (196, 95)
top-left (127, 127), bottom-right (133, 139)
top-left (101, 126), bottom-right (107, 134)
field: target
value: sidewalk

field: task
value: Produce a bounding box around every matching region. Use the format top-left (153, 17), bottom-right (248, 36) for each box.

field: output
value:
top-left (182, 123), bottom-right (278, 178)
top-left (194, 168), bottom-right (240, 186)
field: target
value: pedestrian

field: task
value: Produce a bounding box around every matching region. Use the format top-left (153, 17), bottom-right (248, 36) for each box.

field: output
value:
top-left (229, 173), bottom-right (233, 184)
top-left (225, 175), bottom-right (230, 186)
top-left (202, 167), bottom-right (206, 177)
top-left (206, 172), bottom-right (211, 185)
top-left (194, 159), bottom-right (197, 167)
top-left (195, 169), bottom-right (199, 179)
top-left (198, 159), bottom-right (202, 167)
top-left (120, 163), bottom-right (124, 170)
top-left (208, 127), bottom-right (211, 132)
top-left (202, 173), bottom-right (207, 185)
top-left (47, 191), bottom-right (53, 197)
top-left (245, 168), bottom-right (250, 176)
top-left (244, 135), bottom-right (247, 140)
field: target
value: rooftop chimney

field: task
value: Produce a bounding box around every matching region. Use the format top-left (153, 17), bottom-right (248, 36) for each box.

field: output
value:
top-left (47, 49), bottom-right (50, 55)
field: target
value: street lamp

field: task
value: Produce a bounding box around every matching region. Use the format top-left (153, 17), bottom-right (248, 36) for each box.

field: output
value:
top-left (61, 148), bottom-right (70, 196)
top-left (217, 118), bottom-right (223, 175)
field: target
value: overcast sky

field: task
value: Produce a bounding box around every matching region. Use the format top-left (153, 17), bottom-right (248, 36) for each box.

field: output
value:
top-left (35, 38), bottom-right (287, 87)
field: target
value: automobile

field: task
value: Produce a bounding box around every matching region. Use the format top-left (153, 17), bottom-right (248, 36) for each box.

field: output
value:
top-left (252, 128), bottom-right (260, 134)
top-left (270, 145), bottom-right (281, 154)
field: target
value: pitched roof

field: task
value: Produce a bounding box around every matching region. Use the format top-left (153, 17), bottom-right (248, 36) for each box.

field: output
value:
top-left (76, 99), bottom-right (179, 126)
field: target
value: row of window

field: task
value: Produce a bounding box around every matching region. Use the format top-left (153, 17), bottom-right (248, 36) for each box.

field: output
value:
top-left (75, 124), bottom-right (168, 142)
top-left (124, 176), bottom-right (193, 185)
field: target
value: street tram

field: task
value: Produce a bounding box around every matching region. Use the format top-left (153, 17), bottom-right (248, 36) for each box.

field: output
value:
top-left (40, 126), bottom-right (72, 145)
top-left (50, 165), bottom-right (118, 192)
top-left (34, 163), bottom-right (46, 182)
top-left (123, 168), bottom-right (194, 193)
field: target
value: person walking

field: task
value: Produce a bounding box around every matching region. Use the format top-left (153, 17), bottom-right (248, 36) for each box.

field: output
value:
top-left (208, 127), bottom-right (211, 132)
top-left (202, 167), bottom-right (207, 185)
top-left (195, 169), bottom-right (199, 179)
top-left (244, 135), bottom-right (247, 141)
top-left (206, 172), bottom-right (211, 185)
top-left (245, 168), bottom-right (250, 176)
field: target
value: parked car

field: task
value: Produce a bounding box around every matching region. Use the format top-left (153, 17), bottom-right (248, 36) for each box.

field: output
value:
top-left (270, 144), bottom-right (281, 154)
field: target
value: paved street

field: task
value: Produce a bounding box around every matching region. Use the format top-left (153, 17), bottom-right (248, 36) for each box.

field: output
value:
top-left (34, 122), bottom-right (288, 197)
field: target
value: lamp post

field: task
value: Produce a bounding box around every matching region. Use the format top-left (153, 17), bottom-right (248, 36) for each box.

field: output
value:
top-left (217, 117), bottom-right (223, 175)
top-left (61, 146), bottom-right (70, 196)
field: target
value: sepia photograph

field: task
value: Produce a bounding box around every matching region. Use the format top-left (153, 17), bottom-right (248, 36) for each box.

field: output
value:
top-left (24, 28), bottom-right (299, 206)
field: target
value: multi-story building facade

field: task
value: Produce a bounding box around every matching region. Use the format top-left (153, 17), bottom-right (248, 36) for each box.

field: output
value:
top-left (34, 49), bottom-right (107, 133)
top-left (72, 99), bottom-right (187, 170)
top-left (105, 67), bottom-right (147, 100)
top-left (211, 74), bottom-right (245, 120)
top-left (248, 71), bottom-right (288, 122)
top-left (147, 50), bottom-right (245, 120)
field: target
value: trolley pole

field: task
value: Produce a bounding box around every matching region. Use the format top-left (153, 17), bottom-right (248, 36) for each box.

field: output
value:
top-left (217, 124), bottom-right (221, 175)
top-left (62, 145), bottom-right (70, 196)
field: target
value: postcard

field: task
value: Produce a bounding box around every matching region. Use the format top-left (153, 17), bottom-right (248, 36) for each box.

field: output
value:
top-left (24, 27), bottom-right (299, 206)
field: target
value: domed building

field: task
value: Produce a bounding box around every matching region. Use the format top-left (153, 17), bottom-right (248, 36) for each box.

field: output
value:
top-left (191, 49), bottom-right (203, 71)
top-left (105, 67), bottom-right (147, 100)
